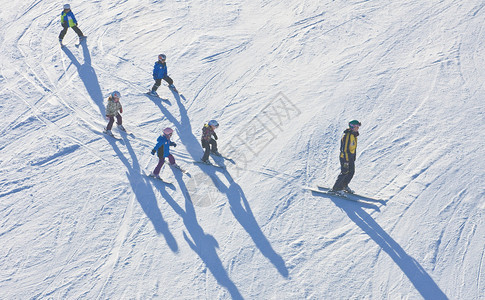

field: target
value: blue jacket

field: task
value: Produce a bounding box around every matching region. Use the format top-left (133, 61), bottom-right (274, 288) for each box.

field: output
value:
top-left (153, 61), bottom-right (168, 80)
top-left (60, 11), bottom-right (78, 27)
top-left (153, 135), bottom-right (175, 158)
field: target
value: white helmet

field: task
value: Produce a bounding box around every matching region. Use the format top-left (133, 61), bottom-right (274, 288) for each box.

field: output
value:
top-left (208, 120), bottom-right (219, 127)
top-left (63, 4), bottom-right (70, 9)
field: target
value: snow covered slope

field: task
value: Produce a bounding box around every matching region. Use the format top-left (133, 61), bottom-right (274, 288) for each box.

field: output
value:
top-left (1, 0), bottom-right (484, 299)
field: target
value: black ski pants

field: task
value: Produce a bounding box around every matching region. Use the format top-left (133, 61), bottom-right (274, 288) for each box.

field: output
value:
top-left (201, 138), bottom-right (217, 161)
top-left (152, 76), bottom-right (173, 91)
top-left (332, 158), bottom-right (355, 191)
top-left (106, 114), bottom-right (122, 131)
top-left (59, 24), bottom-right (84, 40)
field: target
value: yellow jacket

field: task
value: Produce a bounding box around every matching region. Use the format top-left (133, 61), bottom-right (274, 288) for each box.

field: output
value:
top-left (339, 129), bottom-right (358, 162)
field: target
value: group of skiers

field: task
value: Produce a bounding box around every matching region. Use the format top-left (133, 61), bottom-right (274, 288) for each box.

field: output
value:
top-left (100, 53), bottom-right (221, 179)
top-left (59, 5), bottom-right (361, 192)
top-left (58, 5), bottom-right (221, 179)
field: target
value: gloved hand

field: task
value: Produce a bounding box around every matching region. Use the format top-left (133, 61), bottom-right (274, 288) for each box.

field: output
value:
top-left (170, 142), bottom-right (177, 147)
top-left (213, 132), bottom-right (218, 140)
top-left (120, 107), bottom-right (123, 114)
top-left (151, 149), bottom-right (156, 155)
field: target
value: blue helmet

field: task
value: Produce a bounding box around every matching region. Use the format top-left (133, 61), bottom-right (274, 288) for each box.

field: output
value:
top-left (158, 54), bottom-right (166, 61)
top-left (208, 120), bottom-right (219, 127)
top-left (111, 91), bottom-right (121, 99)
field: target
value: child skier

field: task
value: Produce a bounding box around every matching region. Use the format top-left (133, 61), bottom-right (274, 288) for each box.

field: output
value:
top-left (147, 54), bottom-right (177, 96)
top-left (58, 4), bottom-right (86, 46)
top-left (150, 127), bottom-right (179, 178)
top-left (330, 120), bottom-right (361, 195)
top-left (103, 91), bottom-right (125, 136)
top-left (201, 120), bottom-right (220, 163)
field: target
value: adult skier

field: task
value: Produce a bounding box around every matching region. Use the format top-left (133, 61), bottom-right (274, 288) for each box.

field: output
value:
top-left (150, 127), bottom-right (179, 178)
top-left (58, 4), bottom-right (86, 46)
top-left (147, 54), bottom-right (177, 96)
top-left (201, 120), bottom-right (220, 163)
top-left (103, 91), bottom-right (125, 136)
top-left (330, 120), bottom-right (361, 194)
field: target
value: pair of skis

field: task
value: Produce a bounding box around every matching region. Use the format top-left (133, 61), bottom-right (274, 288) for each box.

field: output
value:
top-left (60, 36), bottom-right (87, 48)
top-left (193, 152), bottom-right (233, 169)
top-left (103, 126), bottom-right (132, 140)
top-left (144, 171), bottom-right (173, 185)
top-left (143, 163), bottom-right (188, 185)
top-left (145, 84), bottom-right (179, 99)
top-left (307, 185), bottom-right (385, 204)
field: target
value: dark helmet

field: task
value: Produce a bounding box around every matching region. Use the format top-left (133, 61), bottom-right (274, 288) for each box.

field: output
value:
top-left (349, 120), bottom-right (361, 128)
top-left (158, 54), bottom-right (166, 61)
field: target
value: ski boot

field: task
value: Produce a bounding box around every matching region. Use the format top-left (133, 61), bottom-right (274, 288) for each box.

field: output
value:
top-left (343, 186), bottom-right (354, 194)
top-left (117, 124), bottom-right (126, 132)
top-left (103, 128), bottom-right (114, 136)
top-left (147, 90), bottom-right (158, 97)
top-left (169, 84), bottom-right (178, 93)
top-left (149, 172), bottom-right (161, 179)
top-left (328, 188), bottom-right (345, 196)
top-left (211, 150), bottom-right (221, 156)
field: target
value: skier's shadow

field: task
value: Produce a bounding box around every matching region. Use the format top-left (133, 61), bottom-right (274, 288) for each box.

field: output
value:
top-left (146, 91), bottom-right (242, 298)
top-left (144, 94), bottom-right (172, 106)
top-left (160, 90), bottom-right (288, 278)
top-left (61, 41), bottom-right (105, 115)
top-left (326, 196), bottom-right (448, 299)
top-left (205, 166), bottom-right (289, 278)
top-left (161, 166), bottom-right (244, 300)
top-left (151, 89), bottom-right (201, 152)
top-left (105, 133), bottom-right (178, 253)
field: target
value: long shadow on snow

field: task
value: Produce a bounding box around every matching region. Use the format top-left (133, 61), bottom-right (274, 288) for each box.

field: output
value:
top-left (160, 90), bottom-right (288, 278)
top-left (105, 133), bottom-right (178, 253)
top-left (61, 41), bottom-right (105, 115)
top-left (323, 194), bottom-right (448, 299)
top-left (149, 91), bottom-right (243, 298)
top-left (205, 165), bottom-right (289, 278)
top-left (161, 164), bottom-right (244, 299)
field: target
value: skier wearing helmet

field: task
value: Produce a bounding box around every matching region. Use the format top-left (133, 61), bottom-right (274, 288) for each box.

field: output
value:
top-left (148, 54), bottom-right (177, 96)
top-left (201, 120), bottom-right (220, 163)
top-left (150, 127), bottom-right (179, 178)
top-left (330, 120), bottom-right (361, 194)
top-left (58, 4), bottom-right (86, 46)
top-left (103, 91), bottom-right (125, 136)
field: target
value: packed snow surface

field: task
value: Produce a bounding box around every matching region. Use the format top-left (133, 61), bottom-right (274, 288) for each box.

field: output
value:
top-left (1, 0), bottom-right (484, 299)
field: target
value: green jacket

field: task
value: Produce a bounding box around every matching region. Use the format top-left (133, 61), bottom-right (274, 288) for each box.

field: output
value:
top-left (106, 97), bottom-right (122, 116)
